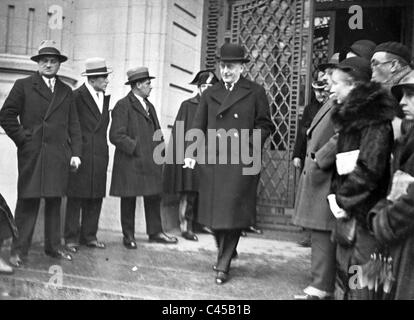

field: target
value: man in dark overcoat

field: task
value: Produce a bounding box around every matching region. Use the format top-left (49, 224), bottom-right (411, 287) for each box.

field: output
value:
top-left (163, 70), bottom-right (218, 241)
top-left (109, 67), bottom-right (178, 249)
top-left (184, 43), bottom-right (273, 284)
top-left (0, 40), bottom-right (82, 266)
top-left (64, 58), bottom-right (112, 252)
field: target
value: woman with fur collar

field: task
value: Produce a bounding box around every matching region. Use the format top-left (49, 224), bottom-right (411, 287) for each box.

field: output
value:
top-left (329, 57), bottom-right (396, 299)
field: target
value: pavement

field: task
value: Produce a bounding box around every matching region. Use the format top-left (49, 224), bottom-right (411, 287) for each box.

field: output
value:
top-left (0, 229), bottom-right (311, 300)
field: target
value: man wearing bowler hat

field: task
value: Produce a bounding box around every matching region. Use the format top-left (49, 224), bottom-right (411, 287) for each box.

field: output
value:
top-left (64, 58), bottom-right (112, 253)
top-left (110, 67), bottom-right (178, 248)
top-left (184, 43), bottom-right (272, 284)
top-left (0, 40), bottom-right (82, 266)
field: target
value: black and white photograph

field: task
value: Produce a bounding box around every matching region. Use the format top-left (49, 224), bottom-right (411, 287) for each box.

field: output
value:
top-left (1, 0), bottom-right (414, 306)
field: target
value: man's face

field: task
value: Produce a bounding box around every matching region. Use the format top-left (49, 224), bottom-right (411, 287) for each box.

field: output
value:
top-left (90, 75), bottom-right (109, 92)
top-left (199, 83), bottom-right (213, 94)
top-left (219, 62), bottom-right (243, 84)
top-left (136, 79), bottom-right (152, 98)
top-left (314, 89), bottom-right (326, 103)
top-left (330, 69), bottom-right (355, 104)
top-left (400, 87), bottom-right (414, 120)
top-left (38, 55), bottom-right (60, 78)
top-left (321, 68), bottom-right (333, 93)
top-left (371, 52), bottom-right (395, 83)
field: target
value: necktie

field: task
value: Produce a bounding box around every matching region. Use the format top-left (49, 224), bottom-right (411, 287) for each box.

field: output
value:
top-left (225, 83), bottom-right (233, 91)
top-left (48, 79), bottom-right (54, 93)
top-left (143, 98), bottom-right (151, 114)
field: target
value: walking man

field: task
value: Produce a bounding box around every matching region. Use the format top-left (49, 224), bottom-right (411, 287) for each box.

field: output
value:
top-left (0, 40), bottom-right (82, 266)
top-left (64, 57), bottom-right (112, 253)
top-left (110, 67), bottom-right (178, 249)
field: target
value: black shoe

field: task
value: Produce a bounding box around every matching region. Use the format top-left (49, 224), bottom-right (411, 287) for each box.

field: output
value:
top-left (182, 231), bottom-right (198, 241)
top-left (149, 232), bottom-right (178, 244)
top-left (246, 226), bottom-right (263, 234)
top-left (65, 243), bottom-right (79, 253)
top-left (123, 239), bottom-right (137, 249)
top-left (86, 240), bottom-right (106, 249)
top-left (215, 271), bottom-right (228, 285)
top-left (45, 250), bottom-right (73, 261)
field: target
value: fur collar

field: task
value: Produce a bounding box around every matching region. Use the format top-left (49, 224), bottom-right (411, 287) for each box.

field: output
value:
top-left (331, 81), bottom-right (396, 132)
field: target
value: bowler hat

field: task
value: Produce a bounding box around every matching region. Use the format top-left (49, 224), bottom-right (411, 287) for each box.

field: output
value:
top-left (216, 43), bottom-right (250, 63)
top-left (391, 70), bottom-right (414, 101)
top-left (124, 66), bottom-right (155, 85)
top-left (334, 57), bottom-right (372, 82)
top-left (81, 57), bottom-right (112, 76)
top-left (318, 53), bottom-right (339, 71)
top-left (374, 41), bottom-right (411, 65)
top-left (31, 40), bottom-right (67, 63)
top-left (349, 39), bottom-right (376, 60)
top-left (190, 70), bottom-right (219, 86)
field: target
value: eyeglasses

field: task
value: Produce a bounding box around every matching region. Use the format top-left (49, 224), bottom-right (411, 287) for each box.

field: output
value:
top-left (370, 60), bottom-right (394, 68)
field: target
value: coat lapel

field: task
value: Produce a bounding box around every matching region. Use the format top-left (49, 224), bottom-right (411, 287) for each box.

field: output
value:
top-left (44, 77), bottom-right (70, 120)
top-left (95, 95), bottom-right (110, 131)
top-left (216, 77), bottom-right (252, 116)
top-left (79, 84), bottom-right (101, 121)
top-left (307, 98), bottom-right (333, 136)
top-left (32, 72), bottom-right (53, 103)
top-left (128, 92), bottom-right (150, 119)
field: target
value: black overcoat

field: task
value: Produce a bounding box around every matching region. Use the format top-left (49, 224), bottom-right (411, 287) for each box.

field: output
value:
top-left (109, 92), bottom-right (163, 197)
top-left (0, 72), bottom-right (82, 198)
top-left (190, 77), bottom-right (272, 229)
top-left (67, 84), bottom-right (110, 198)
top-left (163, 94), bottom-right (200, 194)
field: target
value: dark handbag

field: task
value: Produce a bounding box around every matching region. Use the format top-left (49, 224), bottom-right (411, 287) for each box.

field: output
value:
top-left (334, 216), bottom-right (357, 247)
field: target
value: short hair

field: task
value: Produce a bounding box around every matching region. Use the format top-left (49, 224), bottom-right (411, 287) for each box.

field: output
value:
top-left (130, 78), bottom-right (149, 90)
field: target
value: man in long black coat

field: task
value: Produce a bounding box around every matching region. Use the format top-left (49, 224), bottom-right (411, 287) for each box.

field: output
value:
top-left (0, 40), bottom-right (82, 266)
top-left (64, 58), bottom-right (111, 252)
top-left (184, 44), bottom-right (273, 284)
top-left (110, 67), bottom-right (177, 249)
top-left (163, 70), bottom-right (218, 241)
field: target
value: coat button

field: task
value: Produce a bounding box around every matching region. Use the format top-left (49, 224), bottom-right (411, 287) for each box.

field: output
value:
top-left (234, 113), bottom-right (239, 119)
top-left (219, 114), bottom-right (223, 119)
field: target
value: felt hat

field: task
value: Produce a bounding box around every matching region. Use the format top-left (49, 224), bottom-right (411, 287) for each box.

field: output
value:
top-left (334, 57), bottom-right (372, 82)
top-left (374, 41), bottom-right (411, 64)
top-left (81, 57), bottom-right (112, 76)
top-left (125, 66), bottom-right (155, 85)
top-left (31, 40), bottom-right (67, 63)
top-left (216, 43), bottom-right (250, 63)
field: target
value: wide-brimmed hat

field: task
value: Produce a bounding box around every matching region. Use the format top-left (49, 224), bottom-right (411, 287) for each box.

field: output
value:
top-left (190, 70), bottom-right (219, 86)
top-left (318, 53), bottom-right (339, 71)
top-left (334, 57), bottom-right (372, 82)
top-left (391, 70), bottom-right (414, 101)
top-left (374, 41), bottom-right (411, 65)
top-left (31, 40), bottom-right (67, 63)
top-left (81, 57), bottom-right (112, 76)
top-left (124, 66), bottom-right (155, 85)
top-left (216, 43), bottom-right (250, 63)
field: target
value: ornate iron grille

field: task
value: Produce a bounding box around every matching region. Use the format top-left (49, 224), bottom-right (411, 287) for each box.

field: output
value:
top-left (231, 0), bottom-right (310, 210)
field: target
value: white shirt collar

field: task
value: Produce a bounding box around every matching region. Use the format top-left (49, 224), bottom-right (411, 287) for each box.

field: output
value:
top-left (85, 81), bottom-right (104, 113)
top-left (42, 76), bottom-right (56, 87)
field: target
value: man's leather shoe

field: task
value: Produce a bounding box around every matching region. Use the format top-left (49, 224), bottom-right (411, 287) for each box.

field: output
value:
top-left (9, 254), bottom-right (24, 268)
top-left (86, 240), bottom-right (106, 249)
top-left (65, 243), bottom-right (79, 253)
top-left (215, 271), bottom-right (228, 285)
top-left (0, 257), bottom-right (13, 274)
top-left (246, 226), bottom-right (263, 234)
top-left (182, 231), bottom-right (198, 241)
top-left (123, 239), bottom-right (137, 249)
top-left (45, 250), bottom-right (73, 261)
top-left (149, 232), bottom-right (178, 244)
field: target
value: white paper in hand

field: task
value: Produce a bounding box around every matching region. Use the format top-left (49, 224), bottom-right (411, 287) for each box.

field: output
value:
top-left (327, 194), bottom-right (348, 219)
top-left (336, 150), bottom-right (360, 175)
top-left (387, 170), bottom-right (414, 202)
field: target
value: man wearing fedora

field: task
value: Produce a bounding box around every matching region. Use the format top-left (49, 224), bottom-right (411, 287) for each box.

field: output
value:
top-left (163, 70), bottom-right (219, 241)
top-left (0, 40), bottom-right (82, 265)
top-left (184, 43), bottom-right (272, 284)
top-left (109, 67), bottom-right (178, 248)
top-left (64, 58), bottom-right (112, 253)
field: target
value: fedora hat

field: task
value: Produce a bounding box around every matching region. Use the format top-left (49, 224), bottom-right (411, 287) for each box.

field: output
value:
top-left (124, 66), bottom-right (155, 85)
top-left (190, 70), bottom-right (219, 86)
top-left (216, 43), bottom-right (250, 63)
top-left (31, 40), bottom-right (67, 63)
top-left (391, 70), bottom-right (414, 101)
top-left (81, 57), bottom-right (112, 76)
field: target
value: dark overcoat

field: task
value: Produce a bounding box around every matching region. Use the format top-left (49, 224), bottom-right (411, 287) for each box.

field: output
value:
top-left (109, 91), bottom-right (163, 197)
top-left (190, 77), bottom-right (272, 229)
top-left (67, 84), bottom-right (110, 198)
top-left (293, 98), bottom-right (337, 231)
top-left (163, 94), bottom-right (200, 194)
top-left (0, 72), bottom-right (82, 198)
top-left (370, 124), bottom-right (414, 299)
